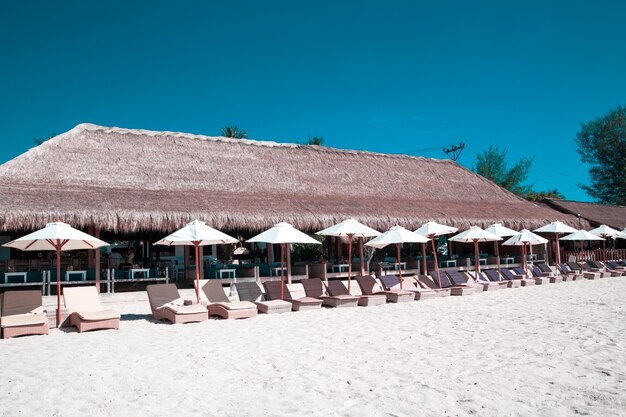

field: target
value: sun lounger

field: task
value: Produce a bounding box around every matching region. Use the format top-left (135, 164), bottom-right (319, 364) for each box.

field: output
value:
top-left (416, 275), bottom-right (452, 296)
top-left (1, 290), bottom-right (49, 339)
top-left (146, 284), bottom-right (208, 324)
top-left (536, 263), bottom-right (555, 275)
top-left (262, 281), bottom-right (322, 311)
top-left (330, 279), bottom-right (387, 306)
top-left (606, 261), bottom-right (626, 272)
top-left (502, 268), bottom-right (534, 286)
top-left (558, 263), bottom-right (581, 281)
top-left (444, 271), bottom-right (481, 295)
top-left (355, 276), bottom-right (414, 303)
top-left (482, 270), bottom-right (512, 289)
top-left (63, 286), bottom-right (120, 332)
top-left (234, 281), bottom-right (292, 314)
top-left (300, 278), bottom-right (359, 308)
top-left (196, 280), bottom-right (257, 319)
top-left (525, 265), bottom-right (552, 284)
top-left (596, 262), bottom-right (626, 277)
top-left (580, 262), bottom-right (603, 279)
top-left (468, 271), bottom-right (501, 291)
top-left (378, 275), bottom-right (436, 300)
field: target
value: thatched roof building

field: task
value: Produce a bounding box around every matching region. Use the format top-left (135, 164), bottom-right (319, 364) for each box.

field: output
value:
top-left (544, 199), bottom-right (625, 230)
top-left (0, 123), bottom-right (582, 233)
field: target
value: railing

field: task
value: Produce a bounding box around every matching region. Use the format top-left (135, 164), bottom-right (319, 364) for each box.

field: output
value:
top-left (564, 249), bottom-right (626, 262)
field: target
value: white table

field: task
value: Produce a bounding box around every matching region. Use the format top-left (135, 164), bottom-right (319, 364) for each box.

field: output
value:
top-left (130, 268), bottom-right (150, 279)
top-left (391, 262), bottom-right (406, 271)
top-left (501, 257), bottom-right (515, 265)
top-left (217, 269), bottom-right (236, 279)
top-left (479, 259), bottom-right (487, 265)
top-left (65, 270), bottom-right (87, 281)
top-left (4, 272), bottom-right (27, 283)
top-left (332, 264), bottom-right (350, 273)
top-left (271, 267), bottom-right (286, 276)
top-left (442, 260), bottom-right (457, 268)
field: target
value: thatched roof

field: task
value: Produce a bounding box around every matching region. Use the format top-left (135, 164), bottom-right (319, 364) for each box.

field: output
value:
top-left (543, 199), bottom-right (625, 229)
top-left (0, 123), bottom-right (583, 233)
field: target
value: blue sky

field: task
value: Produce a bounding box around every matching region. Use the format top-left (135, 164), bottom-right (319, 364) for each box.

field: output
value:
top-left (1, 1), bottom-right (625, 201)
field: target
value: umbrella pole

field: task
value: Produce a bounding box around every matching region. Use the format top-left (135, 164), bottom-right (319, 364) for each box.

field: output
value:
top-left (495, 240), bottom-right (501, 275)
top-left (358, 236), bottom-right (364, 276)
top-left (421, 243), bottom-right (427, 275)
top-left (280, 243), bottom-right (285, 300)
top-left (396, 243), bottom-right (403, 289)
top-left (56, 245), bottom-right (61, 327)
top-left (523, 243), bottom-right (529, 279)
top-left (555, 233), bottom-right (560, 266)
top-left (474, 240), bottom-right (480, 281)
top-left (347, 234), bottom-right (353, 295)
top-left (430, 235), bottom-right (441, 288)
top-left (602, 238), bottom-right (606, 261)
top-left (194, 242), bottom-right (200, 304)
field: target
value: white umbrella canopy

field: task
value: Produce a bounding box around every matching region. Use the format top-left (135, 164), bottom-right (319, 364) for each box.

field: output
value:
top-left (533, 221), bottom-right (578, 235)
top-left (502, 229), bottom-right (548, 279)
top-left (365, 226), bottom-right (429, 249)
top-left (449, 226), bottom-right (501, 280)
top-left (2, 221), bottom-right (109, 327)
top-left (365, 226), bottom-right (428, 289)
top-left (248, 222), bottom-right (320, 245)
top-left (154, 220), bottom-right (238, 246)
top-left (248, 222), bottom-right (320, 300)
top-left (155, 220), bottom-right (238, 303)
top-left (588, 225), bottom-right (622, 261)
top-left (533, 221), bottom-right (578, 266)
top-left (414, 222), bottom-right (458, 288)
top-left (484, 223), bottom-right (519, 273)
top-left (317, 218), bottom-right (382, 284)
top-left (619, 228), bottom-right (626, 239)
top-left (559, 230), bottom-right (605, 242)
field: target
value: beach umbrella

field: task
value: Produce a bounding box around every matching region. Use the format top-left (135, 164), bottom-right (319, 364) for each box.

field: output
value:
top-left (2, 221), bottom-right (109, 326)
top-left (533, 221), bottom-right (578, 266)
top-left (365, 226), bottom-right (429, 289)
top-left (502, 230), bottom-right (548, 279)
top-left (317, 218), bottom-right (381, 294)
top-left (588, 225), bottom-right (623, 261)
top-left (155, 220), bottom-right (238, 303)
top-left (449, 226), bottom-right (501, 281)
top-left (619, 228), bottom-right (626, 239)
top-left (560, 230), bottom-right (605, 262)
top-left (248, 222), bottom-right (320, 300)
top-left (414, 222), bottom-right (458, 288)
top-left (484, 223), bottom-right (519, 274)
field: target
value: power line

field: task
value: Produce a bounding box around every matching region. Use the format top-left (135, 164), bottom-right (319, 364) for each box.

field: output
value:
top-left (443, 142), bottom-right (466, 161)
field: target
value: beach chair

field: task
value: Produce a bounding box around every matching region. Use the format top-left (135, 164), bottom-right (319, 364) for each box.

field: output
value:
top-left (196, 280), bottom-right (257, 319)
top-left (146, 284), bottom-right (208, 324)
top-left (63, 286), bottom-right (120, 332)
top-left (355, 276), bottom-right (414, 303)
top-left (415, 275), bottom-right (452, 296)
top-left (1, 290), bottom-right (49, 339)
top-left (525, 265), bottom-right (552, 284)
top-left (234, 281), bottom-right (292, 314)
top-left (331, 279), bottom-right (386, 306)
top-left (379, 275), bottom-right (437, 300)
top-left (500, 268), bottom-right (533, 286)
top-left (579, 262), bottom-right (603, 279)
top-left (262, 281), bottom-right (322, 311)
top-left (467, 271), bottom-right (501, 291)
top-left (444, 271), bottom-right (480, 295)
top-left (558, 263), bottom-right (581, 281)
top-left (300, 278), bottom-right (359, 308)
top-left (484, 269), bottom-right (519, 288)
top-left (606, 261), bottom-right (626, 272)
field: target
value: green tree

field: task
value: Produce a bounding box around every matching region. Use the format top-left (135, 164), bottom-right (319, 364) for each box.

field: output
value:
top-left (473, 145), bottom-right (534, 196)
top-left (33, 132), bottom-right (57, 145)
top-left (575, 105), bottom-right (626, 205)
top-left (221, 126), bottom-right (247, 139)
top-left (524, 189), bottom-right (565, 202)
top-left (306, 135), bottom-right (324, 145)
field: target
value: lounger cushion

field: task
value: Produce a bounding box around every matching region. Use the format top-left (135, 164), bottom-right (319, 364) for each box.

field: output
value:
top-left (73, 309), bottom-right (120, 321)
top-left (160, 303), bottom-right (208, 315)
top-left (211, 301), bottom-right (256, 311)
top-left (293, 296), bottom-right (323, 304)
top-left (1, 313), bottom-right (47, 328)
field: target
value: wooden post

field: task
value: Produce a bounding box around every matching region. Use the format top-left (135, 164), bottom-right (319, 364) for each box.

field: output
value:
top-left (267, 243), bottom-right (273, 265)
top-left (94, 226), bottom-right (101, 292)
top-left (198, 245), bottom-right (204, 280)
top-left (286, 243), bottom-right (292, 284)
top-left (358, 237), bottom-right (365, 276)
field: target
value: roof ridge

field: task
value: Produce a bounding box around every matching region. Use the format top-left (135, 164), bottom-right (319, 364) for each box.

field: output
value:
top-left (69, 123), bottom-right (454, 164)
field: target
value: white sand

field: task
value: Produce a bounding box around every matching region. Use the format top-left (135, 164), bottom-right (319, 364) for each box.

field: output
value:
top-left (1, 278), bottom-right (625, 417)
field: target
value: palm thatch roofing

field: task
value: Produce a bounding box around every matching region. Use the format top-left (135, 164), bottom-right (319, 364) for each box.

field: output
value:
top-left (543, 199), bottom-right (625, 229)
top-left (0, 123), bottom-right (583, 234)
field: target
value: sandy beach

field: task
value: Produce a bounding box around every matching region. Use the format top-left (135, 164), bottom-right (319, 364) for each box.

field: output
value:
top-left (1, 278), bottom-right (625, 417)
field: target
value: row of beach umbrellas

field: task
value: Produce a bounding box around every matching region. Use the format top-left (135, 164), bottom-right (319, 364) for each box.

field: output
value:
top-left (3, 219), bottom-right (625, 325)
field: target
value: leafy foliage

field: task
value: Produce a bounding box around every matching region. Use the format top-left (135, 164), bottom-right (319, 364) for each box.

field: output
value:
top-left (473, 145), bottom-right (534, 196)
top-left (524, 189), bottom-right (565, 202)
top-left (306, 136), bottom-right (324, 145)
top-left (220, 126), bottom-right (247, 139)
top-left (575, 105), bottom-right (626, 205)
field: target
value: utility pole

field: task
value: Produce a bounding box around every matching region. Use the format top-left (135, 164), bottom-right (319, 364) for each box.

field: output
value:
top-left (443, 142), bottom-right (465, 162)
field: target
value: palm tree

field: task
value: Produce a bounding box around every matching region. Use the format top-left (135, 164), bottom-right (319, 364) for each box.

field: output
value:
top-left (221, 126), bottom-right (247, 139)
top-left (33, 132), bottom-right (57, 146)
top-left (306, 135), bottom-right (324, 145)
